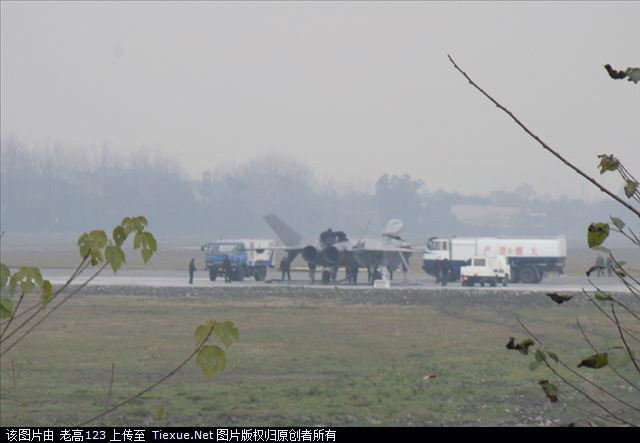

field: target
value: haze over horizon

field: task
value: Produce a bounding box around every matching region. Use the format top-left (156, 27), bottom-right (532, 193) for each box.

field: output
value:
top-left (2, 1), bottom-right (638, 201)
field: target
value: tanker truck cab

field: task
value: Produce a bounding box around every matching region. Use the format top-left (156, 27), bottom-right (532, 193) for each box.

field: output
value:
top-left (422, 237), bottom-right (476, 281)
top-left (425, 238), bottom-right (450, 260)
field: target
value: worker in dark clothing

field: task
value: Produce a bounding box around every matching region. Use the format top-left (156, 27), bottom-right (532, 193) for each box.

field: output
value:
top-left (308, 263), bottom-right (316, 283)
top-left (402, 259), bottom-right (409, 284)
top-left (223, 255), bottom-right (232, 283)
top-left (189, 258), bottom-right (196, 285)
top-left (440, 259), bottom-right (451, 287)
top-left (280, 256), bottom-right (291, 281)
top-left (595, 255), bottom-right (605, 277)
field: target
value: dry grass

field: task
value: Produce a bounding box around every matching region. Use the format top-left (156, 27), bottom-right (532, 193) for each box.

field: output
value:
top-left (1, 289), bottom-right (637, 426)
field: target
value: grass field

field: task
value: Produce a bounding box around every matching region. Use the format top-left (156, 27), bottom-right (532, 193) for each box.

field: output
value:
top-left (1, 287), bottom-right (638, 426)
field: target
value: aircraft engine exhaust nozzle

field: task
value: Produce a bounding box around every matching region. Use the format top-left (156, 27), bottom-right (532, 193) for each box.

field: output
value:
top-left (302, 246), bottom-right (318, 263)
top-left (322, 246), bottom-right (339, 264)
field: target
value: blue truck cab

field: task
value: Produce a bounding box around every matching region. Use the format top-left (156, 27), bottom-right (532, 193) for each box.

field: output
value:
top-left (202, 239), bottom-right (275, 281)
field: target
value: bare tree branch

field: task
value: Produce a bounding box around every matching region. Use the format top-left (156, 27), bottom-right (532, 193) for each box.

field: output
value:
top-left (76, 323), bottom-right (217, 426)
top-left (448, 54), bottom-right (640, 219)
top-left (611, 305), bottom-right (640, 375)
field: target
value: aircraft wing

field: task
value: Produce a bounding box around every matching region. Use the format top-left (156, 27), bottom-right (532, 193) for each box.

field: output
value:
top-left (352, 245), bottom-right (421, 253)
top-left (244, 245), bottom-right (301, 251)
top-left (351, 245), bottom-right (419, 270)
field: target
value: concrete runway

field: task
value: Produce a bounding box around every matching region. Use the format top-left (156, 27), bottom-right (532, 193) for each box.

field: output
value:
top-left (37, 267), bottom-right (631, 293)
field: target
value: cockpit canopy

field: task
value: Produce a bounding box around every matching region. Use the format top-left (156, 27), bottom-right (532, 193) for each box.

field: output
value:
top-left (319, 228), bottom-right (348, 245)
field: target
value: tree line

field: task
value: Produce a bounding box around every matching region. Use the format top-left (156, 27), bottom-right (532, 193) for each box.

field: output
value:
top-left (0, 138), bottom-right (625, 245)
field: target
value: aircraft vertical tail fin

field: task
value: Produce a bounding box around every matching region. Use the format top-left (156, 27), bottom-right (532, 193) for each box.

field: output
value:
top-left (263, 214), bottom-right (303, 247)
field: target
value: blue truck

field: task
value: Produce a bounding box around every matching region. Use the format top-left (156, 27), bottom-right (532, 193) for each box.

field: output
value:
top-left (201, 239), bottom-right (275, 282)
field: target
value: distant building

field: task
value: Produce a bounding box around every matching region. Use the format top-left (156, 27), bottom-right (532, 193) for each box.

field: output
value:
top-left (451, 204), bottom-right (546, 230)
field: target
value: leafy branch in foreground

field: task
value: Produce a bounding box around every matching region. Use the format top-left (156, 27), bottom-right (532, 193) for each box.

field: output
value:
top-left (0, 216), bottom-right (157, 356)
top-left (1, 215), bottom-right (238, 425)
top-left (450, 55), bottom-right (639, 426)
top-left (604, 64), bottom-right (640, 84)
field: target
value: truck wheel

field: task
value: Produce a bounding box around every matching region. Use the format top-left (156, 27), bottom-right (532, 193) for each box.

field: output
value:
top-left (534, 271), bottom-right (544, 283)
top-left (489, 278), bottom-right (497, 287)
top-left (518, 267), bottom-right (538, 284)
top-left (209, 269), bottom-right (217, 281)
top-left (503, 276), bottom-right (508, 287)
top-left (254, 267), bottom-right (267, 281)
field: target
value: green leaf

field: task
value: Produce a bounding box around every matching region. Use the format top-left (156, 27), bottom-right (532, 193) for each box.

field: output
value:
top-left (578, 352), bottom-right (608, 369)
top-left (624, 180), bottom-right (637, 198)
top-left (121, 217), bottom-right (133, 235)
top-left (547, 352), bottom-right (559, 363)
top-left (0, 296), bottom-right (14, 319)
top-left (9, 272), bottom-right (18, 295)
top-left (214, 320), bottom-right (239, 349)
top-left (594, 292), bottom-right (613, 302)
top-left (78, 231), bottom-right (108, 264)
top-left (597, 154), bottom-right (619, 174)
top-left (31, 267), bottom-right (43, 286)
top-left (141, 248), bottom-right (153, 264)
top-left (0, 263), bottom-right (10, 289)
top-left (587, 223), bottom-right (609, 248)
top-left (90, 230), bottom-right (108, 249)
top-left (534, 349), bottom-right (545, 363)
top-left (194, 321), bottom-right (215, 346)
top-left (196, 345), bottom-right (226, 377)
top-left (520, 338), bottom-right (534, 348)
top-left (113, 225), bottom-right (127, 247)
top-left (143, 232), bottom-right (157, 252)
top-left (77, 232), bottom-right (91, 257)
top-left (41, 280), bottom-right (53, 309)
top-left (609, 216), bottom-right (625, 230)
top-left (105, 245), bottom-right (126, 273)
top-left (626, 67), bottom-right (640, 84)
top-left (133, 216), bottom-right (149, 231)
top-left (11, 267), bottom-right (35, 294)
top-left (89, 249), bottom-right (104, 266)
top-left (133, 232), bottom-right (143, 250)
top-left (538, 380), bottom-right (559, 403)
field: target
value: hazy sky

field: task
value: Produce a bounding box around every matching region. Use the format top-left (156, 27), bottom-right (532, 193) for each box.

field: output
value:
top-left (1, 1), bottom-right (638, 200)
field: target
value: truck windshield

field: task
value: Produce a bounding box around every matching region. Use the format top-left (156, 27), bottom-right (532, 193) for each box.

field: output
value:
top-left (427, 239), bottom-right (441, 250)
top-left (474, 258), bottom-right (486, 266)
top-left (210, 243), bottom-right (243, 254)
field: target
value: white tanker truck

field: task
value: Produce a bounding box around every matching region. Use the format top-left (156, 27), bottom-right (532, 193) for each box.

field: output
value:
top-left (422, 235), bottom-right (566, 284)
